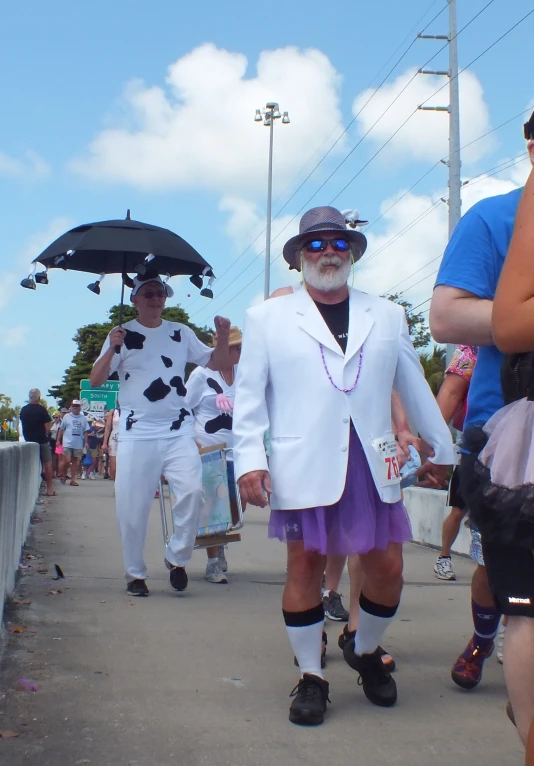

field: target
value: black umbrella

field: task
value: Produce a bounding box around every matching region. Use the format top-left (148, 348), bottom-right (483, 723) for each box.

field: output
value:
top-left (21, 210), bottom-right (215, 329)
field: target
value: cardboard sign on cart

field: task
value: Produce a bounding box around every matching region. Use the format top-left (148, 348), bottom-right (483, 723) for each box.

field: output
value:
top-left (158, 443), bottom-right (243, 552)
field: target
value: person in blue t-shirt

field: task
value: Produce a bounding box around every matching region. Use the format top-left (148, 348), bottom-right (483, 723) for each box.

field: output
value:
top-left (430, 114), bottom-right (534, 741)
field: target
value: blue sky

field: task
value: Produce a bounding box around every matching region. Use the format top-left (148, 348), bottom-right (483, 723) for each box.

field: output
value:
top-left (1, 0), bottom-right (533, 408)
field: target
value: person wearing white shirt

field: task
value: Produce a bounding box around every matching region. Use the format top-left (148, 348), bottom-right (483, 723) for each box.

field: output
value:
top-left (91, 271), bottom-right (231, 598)
top-left (186, 327), bottom-right (242, 583)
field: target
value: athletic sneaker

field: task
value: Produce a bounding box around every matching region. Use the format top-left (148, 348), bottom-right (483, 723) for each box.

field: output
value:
top-left (434, 556), bottom-right (456, 581)
top-left (451, 637), bottom-right (494, 689)
top-left (496, 622), bottom-right (506, 664)
top-left (89, 474), bottom-right (96, 480)
top-left (217, 546), bottom-right (228, 573)
top-left (205, 559), bottom-right (228, 584)
top-left (323, 590), bottom-right (349, 621)
top-left (344, 647), bottom-right (397, 707)
top-left (81, 472), bottom-right (87, 480)
top-left (126, 579), bottom-right (149, 597)
top-left (165, 561), bottom-right (188, 592)
top-left (288, 674), bottom-right (330, 726)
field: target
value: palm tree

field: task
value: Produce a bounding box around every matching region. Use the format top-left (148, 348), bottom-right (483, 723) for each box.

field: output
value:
top-left (418, 346), bottom-right (446, 394)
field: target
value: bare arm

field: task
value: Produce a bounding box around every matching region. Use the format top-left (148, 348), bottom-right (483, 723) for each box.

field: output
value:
top-left (435, 372), bottom-right (469, 425)
top-left (102, 410), bottom-right (113, 450)
top-left (493, 168), bottom-right (534, 352)
top-left (90, 328), bottom-right (126, 387)
top-left (44, 422), bottom-right (51, 435)
top-left (430, 285), bottom-right (493, 346)
top-left (206, 316), bottom-right (231, 371)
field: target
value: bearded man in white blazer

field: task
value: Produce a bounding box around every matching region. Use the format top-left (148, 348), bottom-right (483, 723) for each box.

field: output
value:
top-left (233, 206), bottom-right (454, 726)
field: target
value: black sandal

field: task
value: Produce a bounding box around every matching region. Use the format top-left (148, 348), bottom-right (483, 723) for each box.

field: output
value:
top-left (338, 625), bottom-right (396, 672)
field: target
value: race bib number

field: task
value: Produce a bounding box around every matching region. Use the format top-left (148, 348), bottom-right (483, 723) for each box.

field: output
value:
top-left (71, 419), bottom-right (83, 436)
top-left (371, 435), bottom-right (401, 487)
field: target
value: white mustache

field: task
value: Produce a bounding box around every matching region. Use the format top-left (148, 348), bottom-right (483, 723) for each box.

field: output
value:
top-left (318, 255), bottom-right (343, 267)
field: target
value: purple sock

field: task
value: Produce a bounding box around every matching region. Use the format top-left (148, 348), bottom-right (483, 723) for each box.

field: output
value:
top-left (467, 599), bottom-right (501, 654)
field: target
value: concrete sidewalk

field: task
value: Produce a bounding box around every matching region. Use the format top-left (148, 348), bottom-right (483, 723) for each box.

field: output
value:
top-left (0, 478), bottom-right (523, 766)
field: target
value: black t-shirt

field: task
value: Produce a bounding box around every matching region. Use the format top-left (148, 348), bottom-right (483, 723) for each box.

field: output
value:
top-left (314, 297), bottom-right (349, 353)
top-left (20, 403), bottom-right (51, 445)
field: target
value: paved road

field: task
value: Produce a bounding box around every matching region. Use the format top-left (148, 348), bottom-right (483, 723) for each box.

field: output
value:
top-left (0, 478), bottom-right (523, 765)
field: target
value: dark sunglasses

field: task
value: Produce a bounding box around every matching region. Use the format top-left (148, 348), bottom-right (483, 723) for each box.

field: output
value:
top-left (139, 289), bottom-right (166, 299)
top-left (303, 238), bottom-right (350, 253)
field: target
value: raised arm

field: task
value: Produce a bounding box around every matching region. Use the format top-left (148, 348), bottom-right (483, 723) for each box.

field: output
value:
top-left (493, 169), bottom-right (534, 352)
top-left (90, 328), bottom-right (126, 387)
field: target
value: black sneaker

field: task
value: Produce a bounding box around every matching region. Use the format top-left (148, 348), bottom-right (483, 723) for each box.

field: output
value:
top-left (126, 579), bottom-right (149, 597)
top-left (339, 625), bottom-right (396, 672)
top-left (166, 562), bottom-right (188, 592)
top-left (288, 674), bottom-right (330, 726)
top-left (323, 591), bottom-right (349, 621)
top-left (294, 631), bottom-right (328, 670)
top-left (343, 646), bottom-right (397, 707)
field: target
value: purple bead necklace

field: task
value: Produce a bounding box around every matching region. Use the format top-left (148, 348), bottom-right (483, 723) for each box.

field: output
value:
top-left (320, 343), bottom-right (364, 393)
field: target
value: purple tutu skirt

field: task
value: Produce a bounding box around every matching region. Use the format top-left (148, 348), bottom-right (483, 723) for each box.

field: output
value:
top-left (268, 428), bottom-right (412, 556)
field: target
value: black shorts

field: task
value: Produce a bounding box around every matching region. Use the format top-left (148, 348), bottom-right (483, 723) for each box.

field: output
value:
top-left (447, 466), bottom-right (466, 511)
top-left (482, 539), bottom-right (534, 617)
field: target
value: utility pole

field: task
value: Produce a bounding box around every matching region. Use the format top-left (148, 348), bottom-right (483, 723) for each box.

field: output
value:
top-left (418, 0), bottom-right (461, 366)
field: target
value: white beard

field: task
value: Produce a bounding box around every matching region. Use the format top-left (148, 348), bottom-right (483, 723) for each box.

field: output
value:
top-left (302, 255), bottom-right (352, 292)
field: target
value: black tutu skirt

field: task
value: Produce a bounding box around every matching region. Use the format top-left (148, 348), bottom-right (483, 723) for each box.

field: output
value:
top-left (461, 400), bottom-right (534, 549)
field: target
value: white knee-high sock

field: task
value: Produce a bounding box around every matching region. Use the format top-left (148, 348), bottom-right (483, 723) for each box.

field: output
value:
top-left (283, 604), bottom-right (325, 679)
top-left (354, 594), bottom-right (398, 656)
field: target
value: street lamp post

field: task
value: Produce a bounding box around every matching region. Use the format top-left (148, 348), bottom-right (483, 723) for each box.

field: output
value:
top-left (254, 102), bottom-right (290, 300)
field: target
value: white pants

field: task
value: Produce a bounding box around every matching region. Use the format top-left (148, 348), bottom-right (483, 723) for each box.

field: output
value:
top-left (115, 436), bottom-right (204, 580)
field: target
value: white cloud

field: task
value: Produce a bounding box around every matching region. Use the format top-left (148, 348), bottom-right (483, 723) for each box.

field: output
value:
top-left (355, 160), bottom-right (529, 309)
top-left (0, 325), bottom-right (29, 348)
top-left (70, 44), bottom-right (345, 194)
top-left (218, 194), bottom-right (301, 286)
top-left (0, 217), bottom-right (75, 316)
top-left (352, 69), bottom-right (494, 165)
top-left (18, 216), bottom-right (76, 269)
top-left (0, 149), bottom-right (51, 180)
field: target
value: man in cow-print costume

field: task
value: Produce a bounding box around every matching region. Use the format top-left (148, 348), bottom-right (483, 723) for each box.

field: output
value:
top-left (91, 272), bottom-right (231, 597)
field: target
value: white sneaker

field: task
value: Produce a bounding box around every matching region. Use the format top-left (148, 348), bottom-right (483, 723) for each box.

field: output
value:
top-left (89, 474), bottom-right (96, 480)
top-left (497, 622), bottom-right (506, 664)
top-left (205, 559), bottom-right (228, 584)
top-left (217, 545), bottom-right (228, 573)
top-left (434, 556), bottom-right (456, 581)
top-left (81, 472), bottom-right (86, 480)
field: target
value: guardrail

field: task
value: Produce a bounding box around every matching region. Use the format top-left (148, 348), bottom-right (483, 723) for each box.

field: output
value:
top-left (0, 442), bottom-right (41, 627)
top-left (403, 486), bottom-right (471, 555)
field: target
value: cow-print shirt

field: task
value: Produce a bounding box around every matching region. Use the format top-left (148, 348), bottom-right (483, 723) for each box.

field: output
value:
top-left (97, 319), bottom-right (212, 440)
top-left (185, 367), bottom-right (235, 457)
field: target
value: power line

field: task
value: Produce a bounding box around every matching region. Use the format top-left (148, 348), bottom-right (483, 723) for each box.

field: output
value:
top-left (187, 2), bottom-right (451, 312)
top-left (362, 104), bottom-right (534, 236)
top-left (198, 145), bottom-right (528, 320)
top-left (192, 8), bottom-right (532, 320)
top-left (329, 1), bottom-right (533, 204)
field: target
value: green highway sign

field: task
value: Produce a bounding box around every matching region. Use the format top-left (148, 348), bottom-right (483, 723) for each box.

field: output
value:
top-left (79, 389), bottom-right (118, 413)
top-left (80, 379), bottom-right (120, 392)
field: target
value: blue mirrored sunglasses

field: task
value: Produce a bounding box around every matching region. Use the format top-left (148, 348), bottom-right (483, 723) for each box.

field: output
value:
top-left (303, 238), bottom-right (350, 253)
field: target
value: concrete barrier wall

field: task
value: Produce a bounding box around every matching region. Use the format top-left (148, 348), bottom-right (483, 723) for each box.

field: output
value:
top-left (0, 442), bottom-right (40, 626)
top-left (403, 486), bottom-right (472, 556)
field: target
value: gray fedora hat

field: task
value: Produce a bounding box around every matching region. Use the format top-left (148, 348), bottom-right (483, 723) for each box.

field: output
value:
top-left (282, 206), bottom-right (367, 271)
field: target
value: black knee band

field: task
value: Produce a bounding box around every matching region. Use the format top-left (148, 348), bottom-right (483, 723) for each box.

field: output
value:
top-left (359, 593), bottom-right (398, 619)
top-left (283, 603), bottom-right (324, 627)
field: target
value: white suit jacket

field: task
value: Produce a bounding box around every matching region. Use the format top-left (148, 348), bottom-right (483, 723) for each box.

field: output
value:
top-left (233, 287), bottom-right (454, 508)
